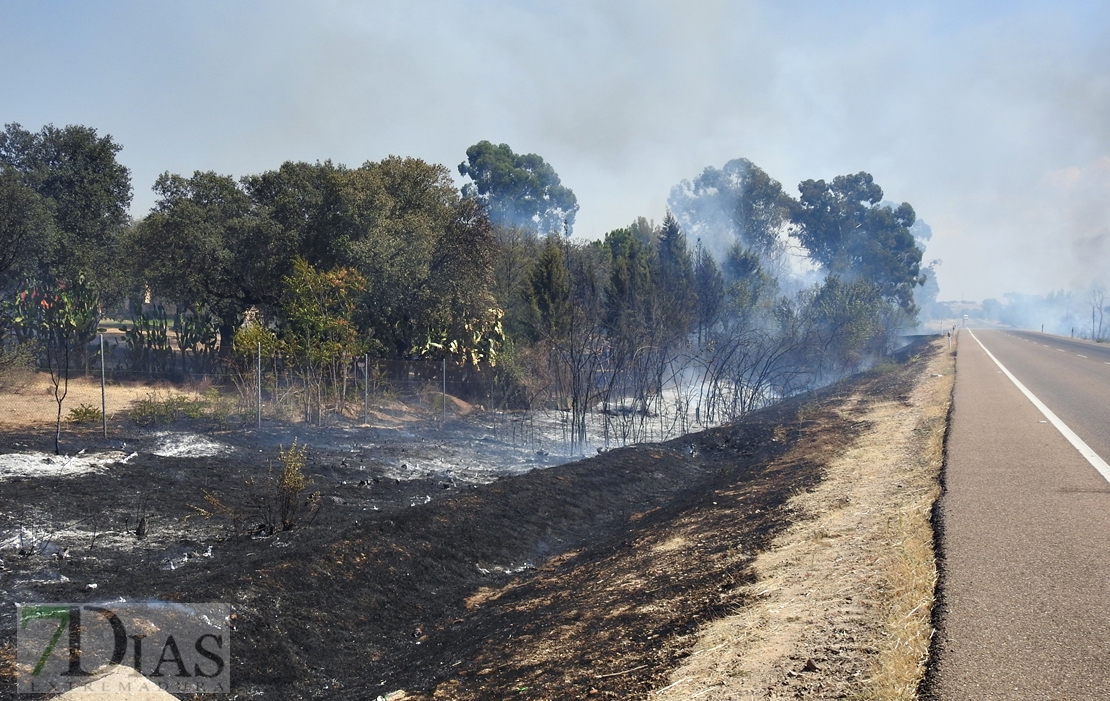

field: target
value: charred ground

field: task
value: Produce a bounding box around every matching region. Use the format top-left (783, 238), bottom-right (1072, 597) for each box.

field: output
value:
top-left (0, 340), bottom-right (933, 700)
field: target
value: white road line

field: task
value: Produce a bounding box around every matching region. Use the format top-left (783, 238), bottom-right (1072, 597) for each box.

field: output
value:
top-left (1077, 354), bottom-right (1088, 358)
top-left (1056, 348), bottom-right (1066, 352)
top-left (968, 329), bottom-right (1110, 486)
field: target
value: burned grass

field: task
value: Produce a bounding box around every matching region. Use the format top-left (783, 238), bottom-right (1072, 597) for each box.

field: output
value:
top-left (0, 338), bottom-right (941, 700)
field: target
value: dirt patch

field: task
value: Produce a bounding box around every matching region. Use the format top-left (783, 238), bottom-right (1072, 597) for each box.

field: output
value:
top-left (0, 338), bottom-right (948, 700)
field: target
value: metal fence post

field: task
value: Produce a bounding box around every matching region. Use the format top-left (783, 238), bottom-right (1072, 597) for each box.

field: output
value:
top-left (364, 353), bottom-right (369, 424)
top-left (442, 357), bottom-right (446, 423)
top-left (257, 341), bottom-right (262, 429)
top-left (100, 333), bottom-right (107, 439)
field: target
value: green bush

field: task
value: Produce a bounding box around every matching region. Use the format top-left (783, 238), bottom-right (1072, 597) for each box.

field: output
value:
top-left (127, 388), bottom-right (237, 426)
top-left (67, 403), bottom-right (103, 424)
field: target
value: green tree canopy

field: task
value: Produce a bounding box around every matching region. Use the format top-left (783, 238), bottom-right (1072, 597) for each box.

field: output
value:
top-left (652, 212), bottom-right (697, 343)
top-left (526, 236), bottom-right (571, 342)
top-left (791, 172), bottom-right (923, 312)
top-left (669, 158), bottom-right (790, 260)
top-left (125, 171), bottom-right (262, 351)
top-left (603, 224), bottom-right (653, 351)
top-left (0, 123), bottom-right (132, 292)
top-left (458, 141), bottom-right (579, 235)
top-left (0, 165), bottom-right (52, 283)
top-left (242, 160), bottom-right (348, 270)
top-left (336, 157), bottom-right (469, 357)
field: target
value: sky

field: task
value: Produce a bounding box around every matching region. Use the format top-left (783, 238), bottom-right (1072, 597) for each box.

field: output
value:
top-left (1, 0), bottom-right (1108, 301)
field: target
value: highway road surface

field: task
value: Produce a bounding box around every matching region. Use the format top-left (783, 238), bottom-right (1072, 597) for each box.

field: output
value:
top-left (925, 328), bottom-right (1110, 699)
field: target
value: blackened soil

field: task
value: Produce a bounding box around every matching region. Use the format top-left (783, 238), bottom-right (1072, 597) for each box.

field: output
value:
top-left (0, 341), bottom-right (931, 700)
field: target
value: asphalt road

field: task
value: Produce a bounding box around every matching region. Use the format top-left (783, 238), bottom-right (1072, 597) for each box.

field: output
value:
top-left (926, 328), bottom-right (1110, 700)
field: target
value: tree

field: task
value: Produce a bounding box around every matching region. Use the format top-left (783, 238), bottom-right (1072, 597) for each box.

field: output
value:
top-left (276, 257), bottom-right (368, 424)
top-left (693, 241), bottom-right (725, 342)
top-left (336, 157), bottom-right (467, 357)
top-left (601, 225), bottom-right (654, 430)
top-left (669, 158), bottom-right (790, 262)
top-left (790, 172), bottom-right (924, 313)
top-left (0, 166), bottom-right (52, 285)
top-left (489, 224), bottom-right (541, 342)
top-left (414, 197), bottom-right (503, 366)
top-left (126, 171), bottom-right (261, 353)
top-left (799, 276), bottom-right (893, 378)
top-left (458, 141), bottom-right (579, 235)
top-left (526, 236), bottom-right (571, 342)
top-left (243, 160), bottom-right (348, 271)
top-left (720, 241), bottom-right (777, 333)
top-left (913, 260), bottom-right (942, 321)
top-left (652, 212), bottom-right (697, 345)
top-left (603, 225), bottom-right (651, 333)
top-left (0, 123), bottom-right (132, 293)
top-left (13, 278), bottom-right (98, 453)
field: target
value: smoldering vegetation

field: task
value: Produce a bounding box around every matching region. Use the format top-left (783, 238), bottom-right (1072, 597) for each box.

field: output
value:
top-left (499, 158), bottom-right (928, 451)
top-left (0, 125), bottom-right (941, 698)
top-left (0, 128), bottom-right (929, 457)
top-left (936, 287), bottom-right (1110, 340)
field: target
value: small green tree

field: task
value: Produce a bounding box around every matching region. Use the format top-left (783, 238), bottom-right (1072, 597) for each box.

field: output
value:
top-left (693, 242), bottom-right (725, 343)
top-left (277, 439), bottom-right (317, 531)
top-left (17, 281), bottom-right (94, 453)
top-left (525, 236), bottom-right (571, 342)
top-left (801, 276), bottom-right (891, 378)
top-left (279, 257), bottom-right (370, 424)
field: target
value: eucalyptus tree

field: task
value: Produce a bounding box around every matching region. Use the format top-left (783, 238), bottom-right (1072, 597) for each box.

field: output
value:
top-left (791, 172), bottom-right (924, 314)
top-left (458, 141), bottom-right (579, 235)
top-left (669, 158), bottom-right (791, 264)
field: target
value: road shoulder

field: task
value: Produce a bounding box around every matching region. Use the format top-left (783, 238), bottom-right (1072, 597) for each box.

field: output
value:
top-left (651, 338), bottom-right (954, 700)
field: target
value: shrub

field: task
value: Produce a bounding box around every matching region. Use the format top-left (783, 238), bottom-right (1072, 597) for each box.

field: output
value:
top-left (127, 389), bottom-right (234, 426)
top-left (192, 439), bottom-right (321, 537)
top-left (201, 387), bottom-right (234, 423)
top-left (277, 439), bottom-right (319, 531)
top-left (128, 392), bottom-right (176, 426)
top-left (0, 344), bottom-right (36, 391)
top-left (67, 403), bottom-right (103, 424)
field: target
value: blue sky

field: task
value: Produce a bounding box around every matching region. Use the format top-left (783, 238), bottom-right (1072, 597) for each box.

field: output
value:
top-left (2, 0), bottom-right (1108, 300)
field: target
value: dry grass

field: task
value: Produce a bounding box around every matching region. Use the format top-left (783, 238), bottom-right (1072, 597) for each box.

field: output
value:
top-left (0, 372), bottom-right (183, 428)
top-left (866, 359), bottom-right (952, 700)
top-left (867, 343), bottom-right (955, 699)
top-left (651, 339), bottom-right (955, 700)
top-left (0, 371), bottom-right (466, 430)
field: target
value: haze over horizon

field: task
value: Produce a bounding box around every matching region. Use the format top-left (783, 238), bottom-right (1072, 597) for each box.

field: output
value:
top-left (2, 0), bottom-right (1107, 302)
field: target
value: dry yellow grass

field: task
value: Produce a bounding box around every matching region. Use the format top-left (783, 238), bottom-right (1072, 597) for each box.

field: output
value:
top-left (0, 371), bottom-right (460, 430)
top-left (866, 349), bottom-right (953, 701)
top-left (0, 372), bottom-right (188, 428)
top-left (651, 338), bottom-right (955, 700)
